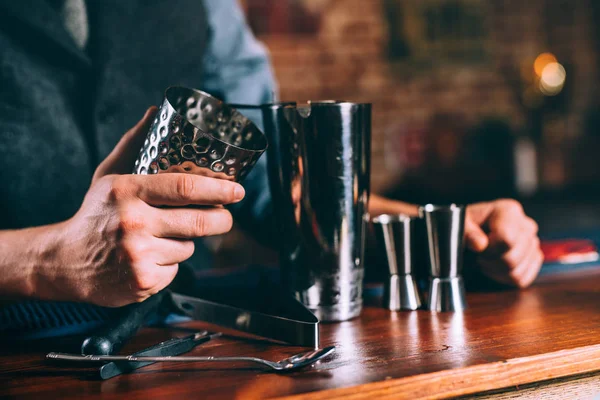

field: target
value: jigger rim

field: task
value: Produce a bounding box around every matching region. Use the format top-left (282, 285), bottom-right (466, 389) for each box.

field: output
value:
top-left (306, 100), bottom-right (372, 107)
top-left (419, 203), bottom-right (465, 216)
top-left (164, 86), bottom-right (268, 153)
top-left (371, 213), bottom-right (413, 225)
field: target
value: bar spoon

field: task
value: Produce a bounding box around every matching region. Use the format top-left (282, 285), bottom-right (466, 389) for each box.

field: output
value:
top-left (47, 346), bottom-right (335, 372)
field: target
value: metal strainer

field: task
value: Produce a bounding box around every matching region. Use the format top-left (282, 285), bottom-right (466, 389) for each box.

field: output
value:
top-left (133, 86), bottom-right (268, 182)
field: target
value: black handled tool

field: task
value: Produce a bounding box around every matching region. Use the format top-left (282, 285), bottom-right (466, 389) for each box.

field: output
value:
top-left (99, 331), bottom-right (220, 379)
top-left (81, 290), bottom-right (167, 355)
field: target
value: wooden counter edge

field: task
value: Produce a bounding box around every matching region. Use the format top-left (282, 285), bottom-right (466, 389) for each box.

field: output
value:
top-left (274, 343), bottom-right (600, 400)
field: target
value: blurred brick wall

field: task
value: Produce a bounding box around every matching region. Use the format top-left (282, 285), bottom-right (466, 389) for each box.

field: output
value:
top-left (213, 0), bottom-right (598, 268)
top-left (242, 0), bottom-right (598, 193)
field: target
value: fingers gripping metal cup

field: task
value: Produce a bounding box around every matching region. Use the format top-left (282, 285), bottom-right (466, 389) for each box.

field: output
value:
top-left (133, 86), bottom-right (268, 182)
top-left (371, 214), bottom-right (421, 311)
top-left (419, 204), bottom-right (468, 312)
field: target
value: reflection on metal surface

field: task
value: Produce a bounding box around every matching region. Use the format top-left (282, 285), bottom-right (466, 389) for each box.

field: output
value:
top-left (263, 102), bottom-right (371, 322)
top-left (420, 204), bottom-right (468, 312)
top-left (372, 214), bottom-right (422, 311)
top-left (133, 86), bottom-right (267, 182)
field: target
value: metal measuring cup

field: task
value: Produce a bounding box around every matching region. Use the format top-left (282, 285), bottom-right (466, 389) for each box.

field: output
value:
top-left (371, 214), bottom-right (421, 311)
top-left (419, 204), bottom-right (468, 312)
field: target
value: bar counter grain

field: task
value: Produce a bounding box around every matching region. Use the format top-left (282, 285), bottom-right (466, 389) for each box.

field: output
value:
top-left (2, 269), bottom-right (600, 399)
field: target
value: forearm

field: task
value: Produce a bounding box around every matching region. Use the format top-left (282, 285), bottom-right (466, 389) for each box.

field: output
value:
top-left (369, 194), bottom-right (419, 217)
top-left (0, 222), bottom-right (65, 300)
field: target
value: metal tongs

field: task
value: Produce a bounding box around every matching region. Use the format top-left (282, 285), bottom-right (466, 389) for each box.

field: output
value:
top-left (169, 266), bottom-right (320, 348)
top-left (169, 287), bottom-right (319, 348)
top-left (80, 266), bottom-right (320, 358)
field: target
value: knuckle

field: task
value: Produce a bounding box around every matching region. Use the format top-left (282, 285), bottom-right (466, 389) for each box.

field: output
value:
top-left (502, 251), bottom-right (519, 269)
top-left (108, 176), bottom-right (132, 201)
top-left (175, 174), bottom-right (196, 200)
top-left (527, 217), bottom-right (539, 234)
top-left (192, 213), bottom-right (208, 236)
top-left (495, 226), bottom-right (514, 248)
top-left (507, 268), bottom-right (522, 285)
top-left (538, 248), bottom-right (545, 263)
top-left (534, 250), bottom-right (545, 266)
top-left (514, 278), bottom-right (529, 289)
top-left (131, 270), bottom-right (155, 292)
top-left (501, 199), bottom-right (524, 215)
top-left (119, 238), bottom-right (146, 264)
top-left (117, 208), bottom-right (146, 233)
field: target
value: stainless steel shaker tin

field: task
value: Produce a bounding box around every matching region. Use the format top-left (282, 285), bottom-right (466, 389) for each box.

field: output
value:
top-left (263, 101), bottom-right (371, 322)
top-left (133, 86), bottom-right (268, 182)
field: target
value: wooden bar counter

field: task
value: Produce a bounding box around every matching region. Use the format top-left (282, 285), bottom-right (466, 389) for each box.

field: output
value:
top-left (3, 269), bottom-right (600, 399)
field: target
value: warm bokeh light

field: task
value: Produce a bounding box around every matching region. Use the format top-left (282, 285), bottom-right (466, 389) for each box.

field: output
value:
top-left (539, 62), bottom-right (566, 95)
top-left (533, 52), bottom-right (557, 77)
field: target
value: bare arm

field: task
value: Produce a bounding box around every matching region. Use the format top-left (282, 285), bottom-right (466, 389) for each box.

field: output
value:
top-left (368, 194), bottom-right (419, 217)
top-left (0, 222), bottom-right (65, 300)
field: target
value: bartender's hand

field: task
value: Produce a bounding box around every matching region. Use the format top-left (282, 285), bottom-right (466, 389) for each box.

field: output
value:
top-left (464, 200), bottom-right (543, 288)
top-left (369, 196), bottom-right (543, 288)
top-left (43, 107), bottom-right (244, 307)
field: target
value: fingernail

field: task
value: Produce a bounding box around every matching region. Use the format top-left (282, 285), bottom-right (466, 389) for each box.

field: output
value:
top-left (234, 185), bottom-right (245, 200)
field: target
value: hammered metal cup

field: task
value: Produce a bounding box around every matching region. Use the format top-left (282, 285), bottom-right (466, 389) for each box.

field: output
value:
top-left (133, 86), bottom-right (268, 182)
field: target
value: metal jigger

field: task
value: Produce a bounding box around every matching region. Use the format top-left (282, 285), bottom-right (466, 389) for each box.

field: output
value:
top-left (371, 214), bottom-right (421, 311)
top-left (420, 204), bottom-right (468, 312)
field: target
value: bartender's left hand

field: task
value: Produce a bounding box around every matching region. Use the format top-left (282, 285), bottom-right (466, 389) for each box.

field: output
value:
top-left (369, 196), bottom-right (543, 288)
top-left (464, 199), bottom-right (543, 288)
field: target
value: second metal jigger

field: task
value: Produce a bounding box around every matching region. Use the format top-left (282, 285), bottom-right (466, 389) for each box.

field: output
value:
top-left (371, 214), bottom-right (421, 311)
top-left (420, 204), bottom-right (468, 312)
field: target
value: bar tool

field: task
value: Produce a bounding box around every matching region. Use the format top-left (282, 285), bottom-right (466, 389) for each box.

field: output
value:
top-left (168, 274), bottom-right (320, 348)
top-left (419, 204), bottom-right (468, 312)
top-left (48, 346), bottom-right (336, 373)
top-left (133, 86), bottom-right (268, 182)
top-left (371, 214), bottom-right (421, 311)
top-left (99, 331), bottom-right (220, 380)
top-left (261, 101), bottom-right (371, 322)
top-left (81, 290), bottom-right (168, 355)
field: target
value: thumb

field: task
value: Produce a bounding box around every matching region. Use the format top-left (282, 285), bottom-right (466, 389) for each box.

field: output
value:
top-left (464, 217), bottom-right (489, 253)
top-left (92, 106), bottom-right (158, 182)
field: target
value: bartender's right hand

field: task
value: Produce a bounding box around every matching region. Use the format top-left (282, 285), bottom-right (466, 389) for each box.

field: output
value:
top-left (44, 108), bottom-right (245, 307)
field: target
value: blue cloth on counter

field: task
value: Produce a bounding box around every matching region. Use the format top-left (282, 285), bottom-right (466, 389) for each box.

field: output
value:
top-left (0, 301), bottom-right (113, 340)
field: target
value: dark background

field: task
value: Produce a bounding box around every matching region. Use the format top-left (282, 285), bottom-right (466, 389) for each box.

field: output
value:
top-left (218, 0), bottom-right (600, 267)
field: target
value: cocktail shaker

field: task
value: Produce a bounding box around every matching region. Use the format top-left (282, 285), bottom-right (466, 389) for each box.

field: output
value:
top-left (262, 102), bottom-right (371, 322)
